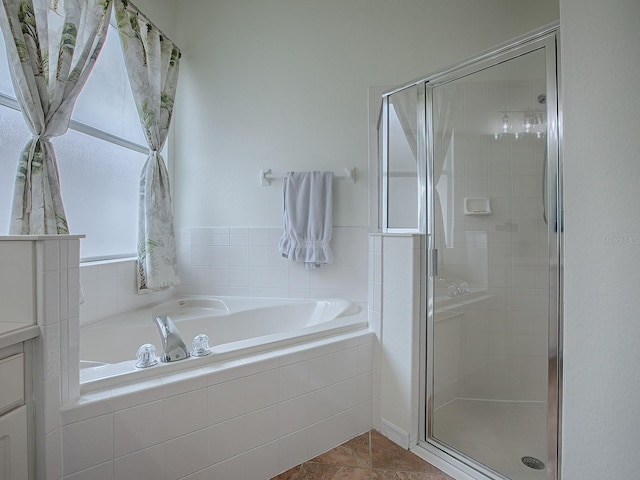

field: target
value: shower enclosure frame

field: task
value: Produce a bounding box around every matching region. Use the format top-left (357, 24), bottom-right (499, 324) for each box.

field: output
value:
top-left (382, 24), bottom-right (562, 480)
top-left (427, 27), bottom-right (561, 480)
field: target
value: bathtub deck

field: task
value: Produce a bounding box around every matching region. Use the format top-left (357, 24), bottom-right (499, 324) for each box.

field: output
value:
top-left (272, 429), bottom-right (453, 479)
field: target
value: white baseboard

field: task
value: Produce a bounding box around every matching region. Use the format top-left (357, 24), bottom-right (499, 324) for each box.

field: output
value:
top-left (380, 418), bottom-right (410, 449)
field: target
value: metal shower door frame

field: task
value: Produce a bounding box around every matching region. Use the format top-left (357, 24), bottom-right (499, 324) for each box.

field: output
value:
top-left (415, 26), bottom-right (562, 480)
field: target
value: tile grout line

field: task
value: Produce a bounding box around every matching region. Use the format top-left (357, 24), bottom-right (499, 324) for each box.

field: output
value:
top-left (369, 429), bottom-right (373, 479)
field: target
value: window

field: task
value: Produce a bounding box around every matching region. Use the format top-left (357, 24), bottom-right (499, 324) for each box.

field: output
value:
top-left (0, 20), bottom-right (154, 261)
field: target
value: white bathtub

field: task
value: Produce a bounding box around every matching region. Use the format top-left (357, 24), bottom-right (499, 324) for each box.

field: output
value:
top-left (80, 296), bottom-right (367, 390)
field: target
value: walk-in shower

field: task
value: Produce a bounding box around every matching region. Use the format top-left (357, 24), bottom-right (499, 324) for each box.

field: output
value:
top-left (379, 26), bottom-right (561, 480)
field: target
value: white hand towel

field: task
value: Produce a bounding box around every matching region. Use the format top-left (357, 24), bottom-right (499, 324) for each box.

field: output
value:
top-left (278, 171), bottom-right (333, 268)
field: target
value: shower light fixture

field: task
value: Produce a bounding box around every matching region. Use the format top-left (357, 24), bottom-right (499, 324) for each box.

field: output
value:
top-left (502, 113), bottom-right (510, 132)
top-left (524, 114), bottom-right (533, 132)
top-left (495, 107), bottom-right (546, 139)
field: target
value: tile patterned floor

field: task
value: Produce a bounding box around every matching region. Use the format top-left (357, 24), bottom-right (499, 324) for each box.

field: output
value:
top-left (271, 430), bottom-right (454, 479)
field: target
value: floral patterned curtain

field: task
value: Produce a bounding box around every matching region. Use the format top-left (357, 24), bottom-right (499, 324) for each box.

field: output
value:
top-left (114, 0), bottom-right (179, 291)
top-left (0, 0), bottom-right (112, 234)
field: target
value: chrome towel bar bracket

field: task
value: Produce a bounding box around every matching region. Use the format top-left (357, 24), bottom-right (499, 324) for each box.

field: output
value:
top-left (260, 167), bottom-right (356, 186)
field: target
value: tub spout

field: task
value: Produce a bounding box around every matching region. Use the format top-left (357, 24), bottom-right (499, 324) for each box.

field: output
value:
top-left (154, 315), bottom-right (190, 362)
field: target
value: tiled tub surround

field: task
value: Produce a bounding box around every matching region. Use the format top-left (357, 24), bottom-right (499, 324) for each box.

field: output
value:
top-left (78, 226), bottom-right (368, 325)
top-left (79, 259), bottom-right (174, 326)
top-left (20, 232), bottom-right (372, 479)
top-left (176, 226), bottom-right (369, 302)
top-left (60, 330), bottom-right (374, 479)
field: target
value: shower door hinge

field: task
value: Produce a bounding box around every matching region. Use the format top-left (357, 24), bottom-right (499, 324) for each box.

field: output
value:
top-left (429, 248), bottom-right (438, 278)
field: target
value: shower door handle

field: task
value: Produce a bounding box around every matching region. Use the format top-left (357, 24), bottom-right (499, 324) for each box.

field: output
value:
top-left (542, 147), bottom-right (549, 226)
top-left (429, 249), bottom-right (438, 278)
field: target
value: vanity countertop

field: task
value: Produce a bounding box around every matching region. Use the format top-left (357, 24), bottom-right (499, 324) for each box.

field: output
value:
top-left (0, 323), bottom-right (40, 349)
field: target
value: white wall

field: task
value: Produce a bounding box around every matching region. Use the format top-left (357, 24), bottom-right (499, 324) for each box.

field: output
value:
top-left (130, 0), bottom-right (178, 40)
top-left (172, 0), bottom-right (558, 228)
top-left (559, 0), bottom-right (640, 478)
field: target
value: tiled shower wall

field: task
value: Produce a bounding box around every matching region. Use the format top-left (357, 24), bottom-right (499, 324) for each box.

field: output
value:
top-left (176, 226), bottom-right (369, 302)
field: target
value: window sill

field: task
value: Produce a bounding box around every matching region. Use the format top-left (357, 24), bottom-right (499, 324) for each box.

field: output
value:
top-left (80, 256), bottom-right (136, 267)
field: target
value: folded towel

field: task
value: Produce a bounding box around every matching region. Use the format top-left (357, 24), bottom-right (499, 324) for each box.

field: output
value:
top-left (278, 171), bottom-right (333, 268)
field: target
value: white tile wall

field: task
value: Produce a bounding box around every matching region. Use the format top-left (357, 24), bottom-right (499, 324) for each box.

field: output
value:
top-left (79, 259), bottom-right (174, 326)
top-left (377, 234), bottom-right (423, 448)
top-left (113, 445), bottom-right (164, 480)
top-left (368, 235), bottom-right (383, 431)
top-left (433, 312), bottom-right (464, 409)
top-left (62, 414), bottom-right (114, 476)
top-left (59, 331), bottom-right (374, 479)
top-left (29, 237), bottom-right (83, 480)
top-left (113, 400), bottom-right (164, 458)
top-left (44, 429), bottom-right (62, 480)
top-left (176, 226), bottom-right (369, 301)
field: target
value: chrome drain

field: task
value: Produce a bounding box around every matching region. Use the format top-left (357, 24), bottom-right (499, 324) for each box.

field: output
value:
top-left (521, 456), bottom-right (545, 470)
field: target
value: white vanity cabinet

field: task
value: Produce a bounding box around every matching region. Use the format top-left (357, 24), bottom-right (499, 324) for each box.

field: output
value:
top-left (0, 235), bottom-right (82, 479)
top-left (0, 352), bottom-right (28, 480)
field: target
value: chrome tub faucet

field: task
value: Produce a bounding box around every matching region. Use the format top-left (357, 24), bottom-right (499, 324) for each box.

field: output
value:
top-left (154, 315), bottom-right (190, 362)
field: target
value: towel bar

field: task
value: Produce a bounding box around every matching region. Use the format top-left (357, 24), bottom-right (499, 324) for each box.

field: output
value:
top-left (260, 167), bottom-right (356, 186)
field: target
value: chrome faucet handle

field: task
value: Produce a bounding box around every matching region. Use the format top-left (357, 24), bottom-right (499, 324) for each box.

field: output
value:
top-left (192, 334), bottom-right (212, 357)
top-left (136, 344), bottom-right (158, 368)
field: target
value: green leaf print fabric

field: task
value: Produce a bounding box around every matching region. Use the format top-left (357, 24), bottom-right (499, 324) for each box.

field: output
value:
top-left (114, 0), bottom-right (180, 291)
top-left (0, 0), bottom-right (112, 234)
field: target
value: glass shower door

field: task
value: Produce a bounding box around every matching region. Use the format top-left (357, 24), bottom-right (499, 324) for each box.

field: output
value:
top-left (427, 38), bottom-right (558, 480)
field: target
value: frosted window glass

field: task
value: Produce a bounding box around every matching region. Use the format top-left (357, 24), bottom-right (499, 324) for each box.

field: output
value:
top-left (54, 129), bottom-right (146, 260)
top-left (0, 33), bottom-right (15, 96)
top-left (0, 101), bottom-right (144, 258)
top-left (0, 20), bottom-right (159, 260)
top-left (0, 107), bottom-right (31, 233)
top-left (2, 25), bottom-right (143, 145)
top-left (73, 25), bottom-right (146, 146)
